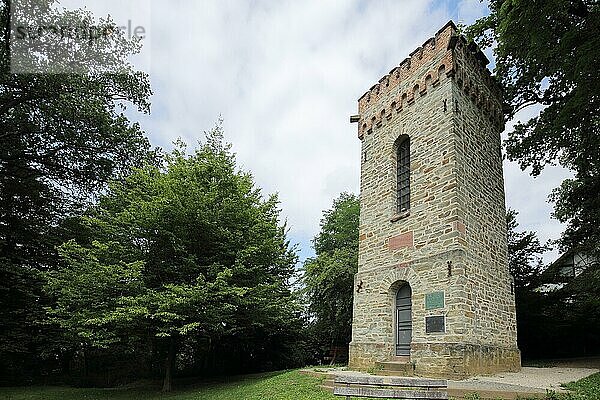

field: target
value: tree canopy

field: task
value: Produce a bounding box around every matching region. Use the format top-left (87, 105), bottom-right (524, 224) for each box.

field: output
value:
top-left (0, 0), bottom-right (155, 382)
top-left (468, 1), bottom-right (600, 357)
top-left (505, 209), bottom-right (548, 356)
top-left (506, 209), bottom-right (548, 291)
top-left (302, 193), bottom-right (359, 362)
top-left (466, 0), bottom-right (600, 256)
top-left (46, 127), bottom-right (303, 391)
top-left (507, 209), bottom-right (600, 358)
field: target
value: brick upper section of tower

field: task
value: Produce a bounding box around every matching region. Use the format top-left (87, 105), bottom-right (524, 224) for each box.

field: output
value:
top-left (356, 21), bottom-right (503, 140)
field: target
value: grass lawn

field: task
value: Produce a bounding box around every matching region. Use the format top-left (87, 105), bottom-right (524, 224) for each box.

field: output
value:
top-left (0, 370), bottom-right (336, 400)
top-left (561, 372), bottom-right (600, 400)
top-left (1, 370), bottom-right (599, 400)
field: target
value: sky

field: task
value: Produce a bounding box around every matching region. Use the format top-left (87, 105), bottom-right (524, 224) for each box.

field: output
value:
top-left (59, 0), bottom-right (571, 264)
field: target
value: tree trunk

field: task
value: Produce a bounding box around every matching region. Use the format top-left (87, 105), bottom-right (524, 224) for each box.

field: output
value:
top-left (162, 337), bottom-right (176, 392)
top-left (61, 350), bottom-right (73, 377)
top-left (330, 346), bottom-right (338, 366)
top-left (82, 350), bottom-right (88, 379)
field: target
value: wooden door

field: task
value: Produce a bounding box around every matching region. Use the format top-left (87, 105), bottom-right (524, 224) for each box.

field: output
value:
top-left (395, 284), bottom-right (412, 356)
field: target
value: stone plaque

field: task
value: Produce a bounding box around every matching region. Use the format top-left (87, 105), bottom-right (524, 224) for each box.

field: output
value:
top-left (425, 291), bottom-right (444, 310)
top-left (425, 316), bottom-right (445, 333)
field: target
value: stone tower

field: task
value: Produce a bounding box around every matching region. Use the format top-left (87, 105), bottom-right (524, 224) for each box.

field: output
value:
top-left (348, 21), bottom-right (520, 378)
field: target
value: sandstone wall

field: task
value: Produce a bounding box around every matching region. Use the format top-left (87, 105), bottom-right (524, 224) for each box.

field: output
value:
top-left (349, 21), bottom-right (520, 378)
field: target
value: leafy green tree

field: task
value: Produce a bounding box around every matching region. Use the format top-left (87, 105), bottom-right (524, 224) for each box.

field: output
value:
top-left (46, 126), bottom-right (301, 391)
top-left (303, 193), bottom-right (359, 363)
top-left (468, 0), bottom-right (600, 358)
top-left (507, 209), bottom-right (548, 290)
top-left (506, 209), bottom-right (549, 356)
top-left (466, 0), bottom-right (599, 256)
top-left (507, 210), bottom-right (600, 358)
top-left (552, 256), bottom-right (600, 356)
top-left (0, 0), bottom-right (154, 381)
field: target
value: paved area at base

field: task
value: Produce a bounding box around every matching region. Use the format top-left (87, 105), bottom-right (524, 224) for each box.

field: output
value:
top-left (462, 366), bottom-right (599, 392)
top-left (304, 364), bottom-right (599, 399)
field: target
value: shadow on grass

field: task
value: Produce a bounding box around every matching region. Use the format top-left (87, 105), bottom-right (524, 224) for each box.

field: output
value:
top-left (0, 369), bottom-right (335, 400)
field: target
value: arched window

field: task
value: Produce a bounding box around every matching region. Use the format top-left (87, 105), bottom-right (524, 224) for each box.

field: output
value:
top-left (396, 137), bottom-right (410, 213)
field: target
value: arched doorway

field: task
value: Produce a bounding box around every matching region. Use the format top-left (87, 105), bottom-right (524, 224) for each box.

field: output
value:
top-left (395, 283), bottom-right (412, 356)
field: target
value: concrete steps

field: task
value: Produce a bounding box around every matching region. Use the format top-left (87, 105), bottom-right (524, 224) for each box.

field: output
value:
top-left (376, 360), bottom-right (416, 376)
top-left (321, 378), bottom-right (334, 392)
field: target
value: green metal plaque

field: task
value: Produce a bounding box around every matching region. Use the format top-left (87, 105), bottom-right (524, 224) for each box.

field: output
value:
top-left (425, 291), bottom-right (444, 310)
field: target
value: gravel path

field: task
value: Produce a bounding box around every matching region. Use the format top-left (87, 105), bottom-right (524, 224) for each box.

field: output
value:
top-left (461, 366), bottom-right (599, 391)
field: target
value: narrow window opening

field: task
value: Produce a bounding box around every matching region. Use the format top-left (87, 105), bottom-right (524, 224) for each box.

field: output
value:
top-left (396, 137), bottom-right (410, 213)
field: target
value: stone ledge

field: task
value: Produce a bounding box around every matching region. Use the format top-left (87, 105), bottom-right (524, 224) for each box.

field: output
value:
top-left (390, 210), bottom-right (410, 222)
top-left (356, 248), bottom-right (466, 277)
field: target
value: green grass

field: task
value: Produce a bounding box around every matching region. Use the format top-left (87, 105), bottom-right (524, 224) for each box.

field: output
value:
top-left (2, 371), bottom-right (599, 400)
top-left (0, 370), bottom-right (336, 400)
top-left (558, 372), bottom-right (600, 400)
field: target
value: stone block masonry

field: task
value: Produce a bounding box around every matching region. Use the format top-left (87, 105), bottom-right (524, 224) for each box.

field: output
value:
top-left (348, 21), bottom-right (520, 379)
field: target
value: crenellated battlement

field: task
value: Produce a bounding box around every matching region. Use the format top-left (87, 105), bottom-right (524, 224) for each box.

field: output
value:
top-left (356, 21), bottom-right (503, 140)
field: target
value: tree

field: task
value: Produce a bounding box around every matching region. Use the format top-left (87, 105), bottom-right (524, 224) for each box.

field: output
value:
top-left (507, 210), bottom-right (600, 358)
top-left (46, 126), bottom-right (302, 391)
top-left (466, 0), bottom-right (600, 256)
top-left (302, 193), bottom-right (359, 363)
top-left (468, 0), bottom-right (600, 359)
top-left (506, 209), bottom-right (548, 290)
top-left (0, 0), bottom-right (155, 381)
top-left (505, 209), bottom-right (549, 357)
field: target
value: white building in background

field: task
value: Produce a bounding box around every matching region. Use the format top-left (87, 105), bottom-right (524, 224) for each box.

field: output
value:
top-left (537, 250), bottom-right (598, 292)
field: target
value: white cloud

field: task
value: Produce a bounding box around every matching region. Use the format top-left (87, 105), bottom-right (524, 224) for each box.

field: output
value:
top-left (133, 0), bottom-right (451, 261)
top-left (502, 106), bottom-right (572, 264)
top-left (67, 0), bottom-right (569, 265)
top-left (456, 0), bottom-right (489, 25)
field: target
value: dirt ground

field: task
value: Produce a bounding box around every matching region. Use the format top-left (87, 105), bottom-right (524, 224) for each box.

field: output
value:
top-left (462, 366), bottom-right (599, 391)
top-left (470, 357), bottom-right (600, 391)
